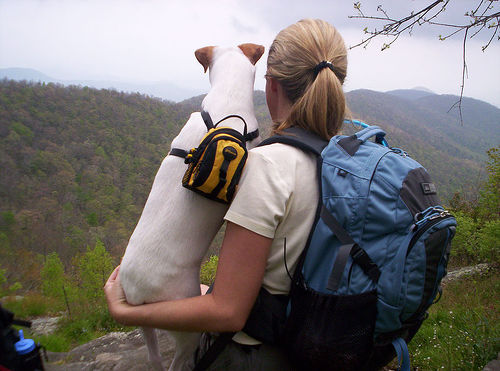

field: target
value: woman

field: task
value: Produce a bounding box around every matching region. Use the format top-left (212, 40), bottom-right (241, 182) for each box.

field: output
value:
top-left (105, 18), bottom-right (348, 370)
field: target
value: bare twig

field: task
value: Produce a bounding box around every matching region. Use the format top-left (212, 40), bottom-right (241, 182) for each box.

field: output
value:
top-left (350, 0), bottom-right (499, 124)
top-left (448, 28), bottom-right (469, 124)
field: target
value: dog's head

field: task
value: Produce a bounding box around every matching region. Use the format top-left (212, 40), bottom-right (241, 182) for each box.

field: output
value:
top-left (194, 44), bottom-right (265, 149)
top-left (195, 44), bottom-right (265, 74)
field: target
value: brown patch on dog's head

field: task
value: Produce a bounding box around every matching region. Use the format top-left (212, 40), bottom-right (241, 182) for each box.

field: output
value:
top-left (195, 46), bottom-right (215, 73)
top-left (238, 43), bottom-right (265, 65)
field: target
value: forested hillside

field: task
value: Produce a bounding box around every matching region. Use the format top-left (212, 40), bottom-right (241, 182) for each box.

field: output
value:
top-left (0, 80), bottom-right (498, 289)
top-left (346, 89), bottom-right (500, 196)
top-left (0, 80), bottom-right (197, 287)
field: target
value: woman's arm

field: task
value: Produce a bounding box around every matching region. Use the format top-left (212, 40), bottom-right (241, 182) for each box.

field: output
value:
top-left (104, 221), bottom-right (272, 332)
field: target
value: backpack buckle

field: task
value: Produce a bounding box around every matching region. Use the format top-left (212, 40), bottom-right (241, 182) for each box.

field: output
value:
top-left (350, 245), bottom-right (381, 283)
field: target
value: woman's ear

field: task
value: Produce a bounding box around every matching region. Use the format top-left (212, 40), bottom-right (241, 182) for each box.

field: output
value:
top-left (267, 76), bottom-right (279, 93)
top-left (266, 76), bottom-right (293, 123)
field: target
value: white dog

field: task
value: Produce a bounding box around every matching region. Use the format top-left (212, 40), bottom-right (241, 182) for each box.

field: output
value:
top-left (119, 44), bottom-right (264, 371)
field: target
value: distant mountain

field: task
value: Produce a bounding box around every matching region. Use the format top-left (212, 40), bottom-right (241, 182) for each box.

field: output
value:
top-left (0, 67), bottom-right (204, 102)
top-left (386, 88), bottom-right (436, 101)
top-left (0, 68), bottom-right (59, 83)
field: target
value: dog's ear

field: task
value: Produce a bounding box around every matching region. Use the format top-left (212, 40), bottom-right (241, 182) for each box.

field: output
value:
top-left (195, 46), bottom-right (215, 73)
top-left (238, 44), bottom-right (265, 65)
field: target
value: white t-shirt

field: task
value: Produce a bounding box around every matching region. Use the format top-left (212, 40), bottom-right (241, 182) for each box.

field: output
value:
top-left (224, 142), bottom-right (319, 295)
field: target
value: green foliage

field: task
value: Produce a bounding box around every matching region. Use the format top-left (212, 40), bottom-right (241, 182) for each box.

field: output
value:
top-left (0, 211), bottom-right (15, 231)
top-left (200, 255), bottom-right (218, 285)
top-left (476, 219), bottom-right (500, 263)
top-left (0, 268), bottom-right (5, 286)
top-left (86, 212), bottom-right (99, 227)
top-left (0, 80), bottom-right (186, 271)
top-left (450, 211), bottom-right (478, 265)
top-left (0, 268), bottom-right (6, 297)
top-left (478, 147), bottom-right (500, 220)
top-left (10, 121), bottom-right (34, 143)
top-left (0, 268), bottom-right (22, 297)
top-left (451, 212), bottom-right (499, 266)
top-left (450, 147), bottom-right (500, 266)
top-left (76, 240), bottom-right (114, 302)
top-left (2, 294), bottom-right (53, 317)
top-left (40, 252), bottom-right (66, 300)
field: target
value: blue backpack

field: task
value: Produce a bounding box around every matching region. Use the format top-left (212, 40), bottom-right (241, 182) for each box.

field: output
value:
top-left (193, 121), bottom-right (457, 371)
top-left (258, 122), bottom-right (457, 370)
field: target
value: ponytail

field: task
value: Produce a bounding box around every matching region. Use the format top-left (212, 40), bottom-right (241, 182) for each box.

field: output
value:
top-left (267, 19), bottom-right (348, 140)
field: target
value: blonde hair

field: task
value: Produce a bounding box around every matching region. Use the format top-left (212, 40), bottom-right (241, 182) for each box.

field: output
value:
top-left (267, 19), bottom-right (348, 140)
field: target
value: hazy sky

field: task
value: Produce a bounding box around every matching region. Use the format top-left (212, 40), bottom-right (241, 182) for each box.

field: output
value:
top-left (1, 0), bottom-right (499, 107)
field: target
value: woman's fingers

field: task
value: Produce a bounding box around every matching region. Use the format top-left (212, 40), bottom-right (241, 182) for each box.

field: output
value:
top-left (105, 265), bottom-right (120, 288)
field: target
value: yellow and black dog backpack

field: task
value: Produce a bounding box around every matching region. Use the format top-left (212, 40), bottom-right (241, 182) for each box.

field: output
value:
top-left (169, 111), bottom-right (259, 204)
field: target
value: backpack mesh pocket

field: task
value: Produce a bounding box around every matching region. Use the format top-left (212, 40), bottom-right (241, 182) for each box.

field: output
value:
top-left (285, 284), bottom-right (377, 371)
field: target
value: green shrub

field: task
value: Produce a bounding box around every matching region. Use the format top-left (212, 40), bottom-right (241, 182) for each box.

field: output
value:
top-left (450, 211), bottom-right (499, 265)
top-left (76, 240), bottom-right (114, 302)
top-left (450, 211), bottom-right (478, 265)
top-left (41, 252), bottom-right (66, 300)
top-left (476, 219), bottom-right (500, 264)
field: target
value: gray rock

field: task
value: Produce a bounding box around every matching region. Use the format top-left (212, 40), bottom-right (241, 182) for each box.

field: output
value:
top-left (483, 353), bottom-right (500, 371)
top-left (44, 329), bottom-right (176, 371)
top-left (30, 316), bottom-right (61, 336)
top-left (442, 263), bottom-right (491, 284)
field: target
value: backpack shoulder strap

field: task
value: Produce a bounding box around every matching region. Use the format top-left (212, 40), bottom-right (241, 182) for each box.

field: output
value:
top-left (260, 127), bottom-right (381, 289)
top-left (258, 127), bottom-right (328, 156)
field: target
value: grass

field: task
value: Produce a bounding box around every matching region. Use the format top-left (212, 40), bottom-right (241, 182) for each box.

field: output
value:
top-left (408, 265), bottom-right (499, 370)
top-left (2, 293), bottom-right (61, 318)
top-left (4, 298), bottom-right (132, 353)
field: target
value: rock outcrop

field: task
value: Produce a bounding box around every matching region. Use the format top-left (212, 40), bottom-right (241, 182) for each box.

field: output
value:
top-left (45, 329), bottom-right (176, 371)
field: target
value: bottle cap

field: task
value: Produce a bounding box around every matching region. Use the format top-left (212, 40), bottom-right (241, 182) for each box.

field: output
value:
top-left (15, 329), bottom-right (36, 355)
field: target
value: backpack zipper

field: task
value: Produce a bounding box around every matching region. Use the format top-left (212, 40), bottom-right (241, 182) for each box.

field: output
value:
top-left (406, 210), bottom-right (454, 257)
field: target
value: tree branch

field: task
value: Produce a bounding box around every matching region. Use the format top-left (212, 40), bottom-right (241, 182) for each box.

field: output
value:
top-left (350, 0), bottom-right (499, 124)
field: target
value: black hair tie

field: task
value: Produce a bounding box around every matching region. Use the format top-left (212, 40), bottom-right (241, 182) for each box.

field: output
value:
top-left (313, 60), bottom-right (335, 76)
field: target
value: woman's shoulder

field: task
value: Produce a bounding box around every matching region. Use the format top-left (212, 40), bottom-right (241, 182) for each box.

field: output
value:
top-left (244, 142), bottom-right (317, 186)
top-left (249, 142), bottom-right (315, 164)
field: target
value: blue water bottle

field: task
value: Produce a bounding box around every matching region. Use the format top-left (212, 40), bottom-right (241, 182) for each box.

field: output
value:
top-left (14, 330), bottom-right (44, 371)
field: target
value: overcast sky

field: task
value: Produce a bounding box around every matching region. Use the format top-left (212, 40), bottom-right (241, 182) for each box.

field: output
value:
top-left (1, 0), bottom-right (499, 107)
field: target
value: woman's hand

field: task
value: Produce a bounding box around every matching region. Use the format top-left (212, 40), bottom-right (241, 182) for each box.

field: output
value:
top-left (104, 265), bottom-right (131, 324)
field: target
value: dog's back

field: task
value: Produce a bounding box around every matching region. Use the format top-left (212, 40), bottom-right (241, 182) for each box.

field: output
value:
top-left (120, 140), bottom-right (228, 304)
top-left (118, 44), bottom-right (264, 371)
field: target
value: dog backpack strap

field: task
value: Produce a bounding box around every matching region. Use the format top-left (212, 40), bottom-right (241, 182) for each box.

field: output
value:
top-left (201, 110), bottom-right (214, 129)
top-left (169, 148), bottom-right (189, 159)
top-left (213, 114), bottom-right (248, 138)
top-left (244, 128), bottom-right (260, 142)
top-left (205, 110), bottom-right (260, 143)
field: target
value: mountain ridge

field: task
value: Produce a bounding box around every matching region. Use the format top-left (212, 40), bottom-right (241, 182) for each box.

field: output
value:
top-left (0, 67), bottom-right (204, 103)
top-left (3, 67), bottom-right (499, 110)
top-left (0, 80), bottom-right (498, 286)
